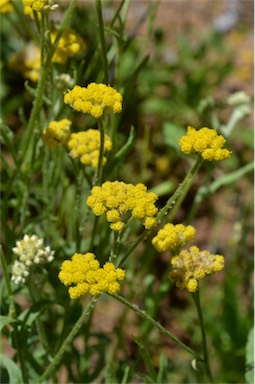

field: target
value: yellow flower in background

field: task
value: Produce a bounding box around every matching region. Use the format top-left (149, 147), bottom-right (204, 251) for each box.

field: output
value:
top-left (67, 129), bottom-right (112, 168)
top-left (42, 119), bottom-right (71, 148)
top-left (22, 0), bottom-right (53, 12)
top-left (8, 43), bottom-right (40, 82)
top-left (59, 252), bottom-right (125, 299)
top-left (169, 245), bottom-right (224, 292)
top-left (87, 181), bottom-right (158, 231)
top-left (51, 29), bottom-right (86, 64)
top-left (0, 0), bottom-right (13, 13)
top-left (152, 223), bottom-right (196, 252)
top-left (179, 126), bottom-right (231, 161)
top-left (64, 83), bottom-right (123, 119)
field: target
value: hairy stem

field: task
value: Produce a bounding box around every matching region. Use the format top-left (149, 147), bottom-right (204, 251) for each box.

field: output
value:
top-left (111, 293), bottom-right (198, 358)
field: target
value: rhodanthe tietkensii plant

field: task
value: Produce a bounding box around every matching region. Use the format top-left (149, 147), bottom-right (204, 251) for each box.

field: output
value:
top-left (1, 1), bottom-right (253, 383)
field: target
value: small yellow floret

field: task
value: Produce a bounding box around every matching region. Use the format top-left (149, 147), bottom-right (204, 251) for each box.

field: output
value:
top-left (42, 119), bottom-right (71, 148)
top-left (51, 29), bottom-right (86, 64)
top-left (169, 246), bottom-right (224, 292)
top-left (22, 0), bottom-right (47, 12)
top-left (179, 126), bottom-right (231, 161)
top-left (67, 129), bottom-right (112, 168)
top-left (152, 223), bottom-right (196, 252)
top-left (87, 181), bottom-right (158, 231)
top-left (0, 0), bottom-right (13, 13)
top-left (64, 83), bottom-right (123, 118)
top-left (59, 253), bottom-right (125, 299)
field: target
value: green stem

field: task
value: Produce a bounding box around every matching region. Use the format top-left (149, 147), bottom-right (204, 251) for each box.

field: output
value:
top-left (96, 0), bottom-right (109, 83)
top-left (94, 119), bottom-right (105, 186)
top-left (117, 156), bottom-right (203, 267)
top-left (75, 168), bottom-right (83, 252)
top-left (192, 290), bottom-right (213, 383)
top-left (109, 231), bottom-right (120, 262)
top-left (0, 247), bottom-right (28, 383)
top-left (111, 293), bottom-right (198, 358)
top-left (157, 156), bottom-right (204, 223)
top-left (37, 296), bottom-right (98, 383)
top-left (21, 0), bottom-right (77, 166)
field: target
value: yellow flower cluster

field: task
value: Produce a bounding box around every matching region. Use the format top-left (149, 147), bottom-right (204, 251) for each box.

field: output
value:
top-left (22, 0), bottom-right (47, 12)
top-left (58, 253), bottom-right (125, 299)
top-left (152, 224), bottom-right (196, 252)
top-left (0, 0), bottom-right (13, 13)
top-left (170, 246), bottom-right (224, 292)
top-left (67, 129), bottom-right (112, 168)
top-left (64, 83), bottom-right (123, 119)
top-left (51, 29), bottom-right (86, 64)
top-left (179, 126), bottom-right (231, 161)
top-left (87, 181), bottom-right (158, 231)
top-left (8, 44), bottom-right (40, 82)
top-left (42, 119), bottom-right (71, 148)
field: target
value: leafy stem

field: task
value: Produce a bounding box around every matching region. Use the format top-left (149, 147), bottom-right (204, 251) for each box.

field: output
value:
top-left (111, 293), bottom-right (198, 359)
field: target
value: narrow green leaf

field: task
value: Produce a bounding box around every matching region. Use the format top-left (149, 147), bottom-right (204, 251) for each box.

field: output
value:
top-left (149, 181), bottom-right (174, 197)
top-left (0, 315), bottom-right (18, 332)
top-left (0, 354), bottom-right (23, 384)
top-left (207, 161), bottom-right (254, 194)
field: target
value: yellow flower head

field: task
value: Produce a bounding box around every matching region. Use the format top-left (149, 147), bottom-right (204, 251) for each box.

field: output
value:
top-left (42, 119), bottom-right (71, 148)
top-left (67, 129), bottom-right (112, 168)
top-left (51, 29), bottom-right (86, 64)
top-left (22, 0), bottom-right (47, 12)
top-left (152, 223), bottom-right (196, 252)
top-left (0, 0), bottom-right (13, 13)
top-left (58, 252), bottom-right (125, 299)
top-left (179, 126), bottom-right (231, 161)
top-left (8, 43), bottom-right (40, 82)
top-left (87, 181), bottom-right (158, 231)
top-left (169, 245), bottom-right (224, 292)
top-left (64, 83), bottom-right (123, 119)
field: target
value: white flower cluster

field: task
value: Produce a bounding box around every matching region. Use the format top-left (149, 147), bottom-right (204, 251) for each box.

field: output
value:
top-left (11, 234), bottom-right (54, 284)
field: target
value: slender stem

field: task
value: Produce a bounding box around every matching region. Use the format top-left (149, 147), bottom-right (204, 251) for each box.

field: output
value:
top-left (157, 156), bottom-right (204, 223)
top-left (0, 247), bottom-right (28, 383)
top-left (37, 296), bottom-right (98, 383)
top-left (109, 231), bottom-right (120, 262)
top-left (94, 119), bottom-right (105, 186)
top-left (96, 0), bottom-right (109, 83)
top-left (117, 156), bottom-right (204, 267)
top-left (110, 0), bottom-right (126, 28)
top-left (75, 168), bottom-right (83, 252)
top-left (111, 293), bottom-right (198, 358)
top-left (192, 290), bottom-right (213, 383)
top-left (21, 0), bottom-right (77, 165)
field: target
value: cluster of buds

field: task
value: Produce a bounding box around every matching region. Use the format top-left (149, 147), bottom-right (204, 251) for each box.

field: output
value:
top-left (11, 235), bottom-right (54, 284)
